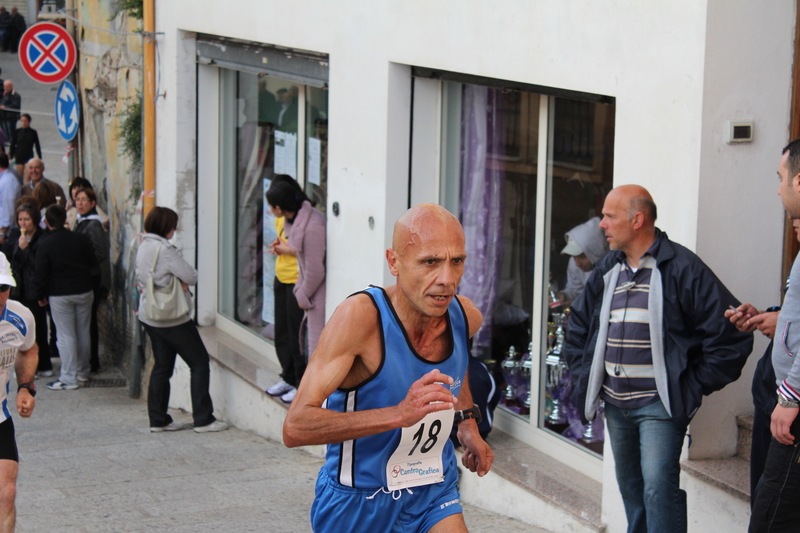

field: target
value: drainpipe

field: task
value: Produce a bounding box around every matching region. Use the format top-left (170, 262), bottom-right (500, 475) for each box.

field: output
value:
top-left (142, 0), bottom-right (156, 215)
top-left (65, 0), bottom-right (78, 184)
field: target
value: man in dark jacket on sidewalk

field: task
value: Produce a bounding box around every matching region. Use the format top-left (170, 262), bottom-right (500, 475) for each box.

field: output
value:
top-left (562, 185), bottom-right (753, 533)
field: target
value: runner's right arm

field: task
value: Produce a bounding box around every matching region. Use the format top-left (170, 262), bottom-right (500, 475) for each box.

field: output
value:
top-left (283, 294), bottom-right (457, 447)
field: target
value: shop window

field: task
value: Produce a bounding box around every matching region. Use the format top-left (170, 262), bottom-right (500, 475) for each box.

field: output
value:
top-left (217, 69), bottom-right (328, 334)
top-left (438, 78), bottom-right (615, 457)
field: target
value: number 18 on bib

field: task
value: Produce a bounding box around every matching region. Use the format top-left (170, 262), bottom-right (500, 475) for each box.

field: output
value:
top-left (386, 409), bottom-right (455, 490)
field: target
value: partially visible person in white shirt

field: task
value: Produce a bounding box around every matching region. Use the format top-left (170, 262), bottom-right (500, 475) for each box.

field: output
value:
top-left (0, 153), bottom-right (19, 247)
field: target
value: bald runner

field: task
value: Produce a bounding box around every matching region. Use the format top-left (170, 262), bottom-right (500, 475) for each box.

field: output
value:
top-left (284, 203), bottom-right (493, 533)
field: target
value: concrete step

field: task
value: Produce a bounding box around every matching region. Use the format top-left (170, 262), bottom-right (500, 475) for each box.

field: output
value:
top-left (681, 456), bottom-right (750, 502)
top-left (679, 414), bottom-right (753, 504)
top-left (736, 415), bottom-right (753, 461)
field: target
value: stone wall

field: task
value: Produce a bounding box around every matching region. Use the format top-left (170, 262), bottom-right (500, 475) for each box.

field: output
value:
top-left (76, 0), bottom-right (143, 387)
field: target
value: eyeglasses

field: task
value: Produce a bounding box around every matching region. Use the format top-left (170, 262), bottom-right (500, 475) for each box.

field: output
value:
top-left (0, 285), bottom-right (11, 293)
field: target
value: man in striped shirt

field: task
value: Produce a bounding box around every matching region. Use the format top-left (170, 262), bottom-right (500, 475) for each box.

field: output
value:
top-left (564, 185), bottom-right (752, 533)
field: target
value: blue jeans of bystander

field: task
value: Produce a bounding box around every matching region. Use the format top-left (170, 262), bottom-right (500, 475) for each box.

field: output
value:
top-left (605, 399), bottom-right (688, 533)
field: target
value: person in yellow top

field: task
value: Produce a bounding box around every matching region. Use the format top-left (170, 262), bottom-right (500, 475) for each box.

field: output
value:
top-left (265, 176), bottom-right (307, 403)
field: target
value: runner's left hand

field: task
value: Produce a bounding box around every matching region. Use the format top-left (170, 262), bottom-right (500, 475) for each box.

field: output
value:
top-left (457, 420), bottom-right (493, 477)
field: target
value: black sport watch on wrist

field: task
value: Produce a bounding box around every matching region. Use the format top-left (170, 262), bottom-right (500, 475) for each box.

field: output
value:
top-left (18, 383), bottom-right (35, 397)
top-left (454, 404), bottom-right (482, 425)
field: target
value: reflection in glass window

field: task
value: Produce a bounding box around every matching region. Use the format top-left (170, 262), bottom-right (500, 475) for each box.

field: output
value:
top-left (218, 70), bottom-right (328, 335)
top-left (306, 86), bottom-right (328, 215)
top-left (440, 80), bottom-right (614, 457)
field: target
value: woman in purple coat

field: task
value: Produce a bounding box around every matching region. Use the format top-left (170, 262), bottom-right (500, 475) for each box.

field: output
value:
top-left (265, 180), bottom-right (326, 367)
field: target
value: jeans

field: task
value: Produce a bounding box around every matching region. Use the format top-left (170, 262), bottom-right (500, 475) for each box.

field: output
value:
top-left (142, 320), bottom-right (216, 428)
top-left (749, 415), bottom-right (800, 532)
top-left (49, 291), bottom-right (93, 387)
top-left (274, 278), bottom-right (305, 387)
top-left (605, 400), bottom-right (688, 533)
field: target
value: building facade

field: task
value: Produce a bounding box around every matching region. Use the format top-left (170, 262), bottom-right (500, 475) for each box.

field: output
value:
top-left (83, 1), bottom-right (798, 531)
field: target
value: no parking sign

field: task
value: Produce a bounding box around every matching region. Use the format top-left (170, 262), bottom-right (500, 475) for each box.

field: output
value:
top-left (19, 22), bottom-right (77, 84)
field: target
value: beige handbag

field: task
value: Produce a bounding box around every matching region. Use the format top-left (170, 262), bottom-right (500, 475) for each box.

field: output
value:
top-left (144, 244), bottom-right (189, 321)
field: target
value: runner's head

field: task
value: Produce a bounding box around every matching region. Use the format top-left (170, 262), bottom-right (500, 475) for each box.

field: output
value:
top-left (387, 204), bottom-right (466, 317)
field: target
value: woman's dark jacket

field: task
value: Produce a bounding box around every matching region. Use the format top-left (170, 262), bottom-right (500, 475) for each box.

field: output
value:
top-left (11, 228), bottom-right (42, 301)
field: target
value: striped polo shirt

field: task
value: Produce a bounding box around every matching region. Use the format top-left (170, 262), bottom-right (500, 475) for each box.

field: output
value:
top-left (601, 244), bottom-right (660, 409)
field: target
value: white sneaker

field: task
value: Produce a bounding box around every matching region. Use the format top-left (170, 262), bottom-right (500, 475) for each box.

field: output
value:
top-left (280, 387), bottom-right (296, 403)
top-left (46, 380), bottom-right (79, 391)
top-left (266, 380), bottom-right (293, 397)
top-left (150, 421), bottom-right (191, 433)
top-left (194, 420), bottom-right (230, 433)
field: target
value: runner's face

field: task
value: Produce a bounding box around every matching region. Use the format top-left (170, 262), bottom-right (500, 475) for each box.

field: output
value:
top-left (0, 286), bottom-right (10, 310)
top-left (390, 219), bottom-right (466, 317)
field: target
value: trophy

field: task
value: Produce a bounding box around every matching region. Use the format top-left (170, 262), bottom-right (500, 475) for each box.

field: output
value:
top-left (582, 402), bottom-right (604, 442)
top-left (517, 342), bottom-right (533, 409)
top-left (545, 313), bottom-right (568, 424)
top-left (500, 345), bottom-right (519, 403)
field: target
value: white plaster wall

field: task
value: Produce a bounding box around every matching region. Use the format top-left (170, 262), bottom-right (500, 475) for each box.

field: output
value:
top-left (153, 0), bottom-right (714, 312)
top-left (148, 0), bottom-right (797, 528)
top-left (148, 19), bottom-right (199, 269)
top-left (691, 0), bottom-right (795, 459)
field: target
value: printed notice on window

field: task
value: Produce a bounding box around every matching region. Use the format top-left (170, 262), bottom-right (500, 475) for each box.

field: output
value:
top-left (308, 137), bottom-right (321, 186)
top-left (274, 131), bottom-right (286, 175)
top-left (262, 178), bottom-right (277, 323)
top-left (274, 131), bottom-right (297, 179)
top-left (285, 133), bottom-right (297, 179)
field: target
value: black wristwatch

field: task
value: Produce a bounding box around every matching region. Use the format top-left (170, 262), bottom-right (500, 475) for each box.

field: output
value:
top-left (18, 383), bottom-right (35, 397)
top-left (454, 404), bottom-right (481, 425)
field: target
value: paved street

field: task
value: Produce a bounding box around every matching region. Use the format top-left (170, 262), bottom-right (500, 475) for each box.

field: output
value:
top-left (1, 45), bottom-right (69, 189)
top-left (12, 370), bottom-right (545, 532)
top-left (2, 23), bottom-right (545, 533)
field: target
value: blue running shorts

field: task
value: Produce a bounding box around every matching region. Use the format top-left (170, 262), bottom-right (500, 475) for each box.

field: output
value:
top-left (311, 466), bottom-right (463, 533)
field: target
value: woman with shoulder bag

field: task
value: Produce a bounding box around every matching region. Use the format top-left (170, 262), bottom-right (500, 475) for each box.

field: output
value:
top-left (135, 207), bottom-right (228, 433)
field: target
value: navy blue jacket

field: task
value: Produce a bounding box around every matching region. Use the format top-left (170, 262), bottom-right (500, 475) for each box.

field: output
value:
top-left (562, 229), bottom-right (753, 424)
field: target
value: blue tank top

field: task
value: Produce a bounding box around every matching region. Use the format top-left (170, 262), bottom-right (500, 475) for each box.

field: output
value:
top-left (322, 286), bottom-right (470, 489)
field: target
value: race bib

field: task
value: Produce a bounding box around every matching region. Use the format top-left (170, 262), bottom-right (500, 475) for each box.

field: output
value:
top-left (386, 408), bottom-right (454, 490)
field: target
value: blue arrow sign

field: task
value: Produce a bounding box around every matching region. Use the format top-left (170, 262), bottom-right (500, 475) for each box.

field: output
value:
top-left (55, 80), bottom-right (79, 141)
